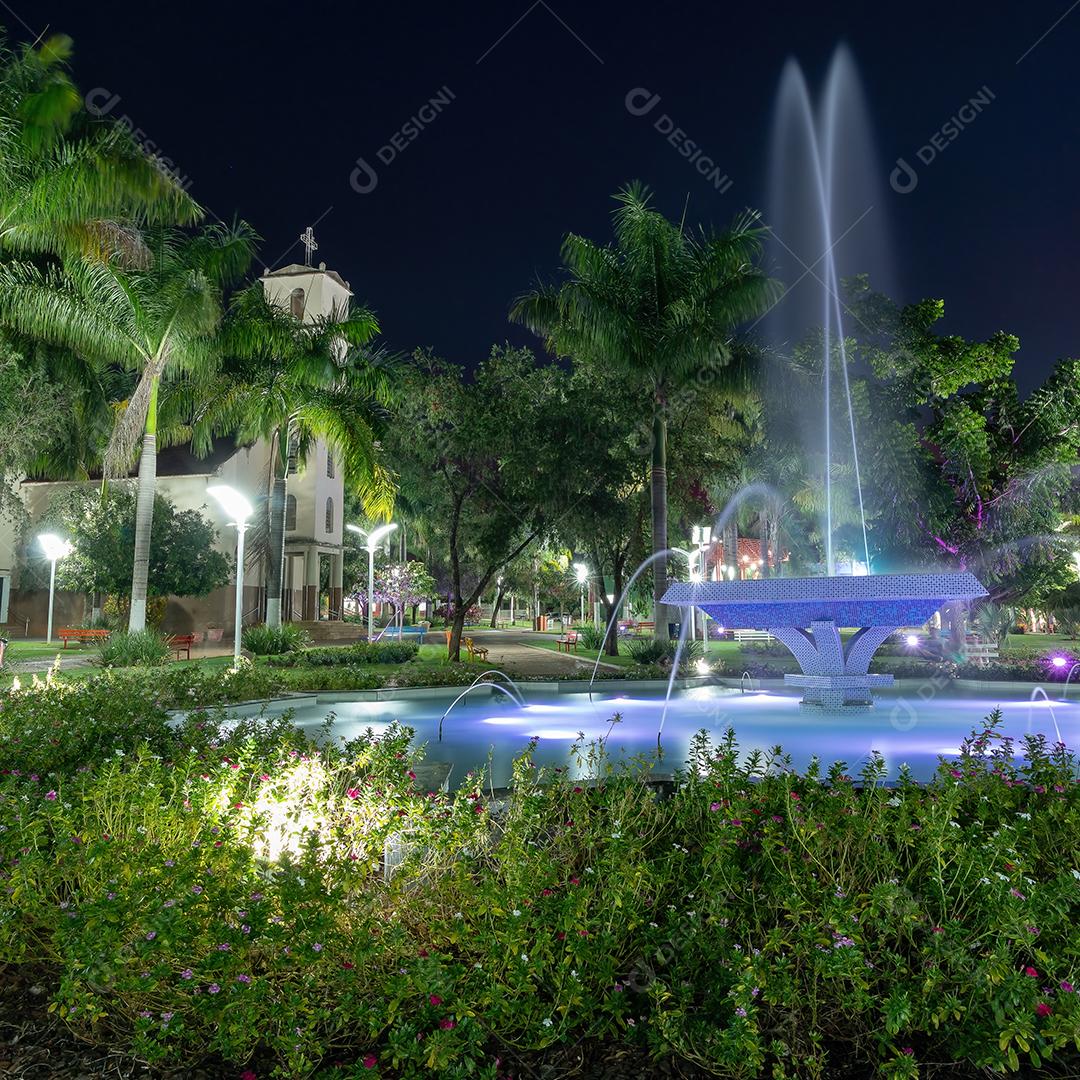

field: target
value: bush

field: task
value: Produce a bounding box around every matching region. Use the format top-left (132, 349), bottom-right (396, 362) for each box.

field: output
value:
top-left (265, 641), bottom-right (420, 667)
top-left (576, 624), bottom-right (606, 650)
top-left (240, 623), bottom-right (311, 656)
top-left (1, 706), bottom-right (1079, 1078)
top-left (627, 637), bottom-right (702, 666)
top-left (97, 628), bottom-right (171, 667)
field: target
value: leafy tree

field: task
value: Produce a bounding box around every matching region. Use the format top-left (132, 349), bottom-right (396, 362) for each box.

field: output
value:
top-left (0, 224), bottom-right (256, 631)
top-left (845, 278), bottom-right (1080, 603)
top-left (202, 285), bottom-right (392, 627)
top-left (384, 346), bottom-right (576, 660)
top-left (0, 32), bottom-right (198, 263)
top-left (36, 487), bottom-right (229, 602)
top-left (512, 182), bottom-right (778, 637)
top-left (372, 561), bottom-right (437, 625)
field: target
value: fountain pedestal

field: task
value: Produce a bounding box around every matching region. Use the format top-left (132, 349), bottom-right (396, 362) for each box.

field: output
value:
top-left (662, 573), bottom-right (987, 709)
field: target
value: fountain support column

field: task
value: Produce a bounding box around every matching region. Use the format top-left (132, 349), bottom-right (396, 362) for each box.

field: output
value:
top-left (771, 621), bottom-right (895, 707)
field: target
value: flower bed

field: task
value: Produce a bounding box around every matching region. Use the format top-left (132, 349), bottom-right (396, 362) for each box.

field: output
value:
top-left (1, 677), bottom-right (1079, 1078)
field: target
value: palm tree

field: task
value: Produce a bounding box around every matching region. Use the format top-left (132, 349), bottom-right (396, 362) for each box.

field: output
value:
top-left (200, 287), bottom-right (395, 627)
top-left (0, 32), bottom-right (198, 262)
top-left (511, 183), bottom-right (778, 636)
top-left (0, 224), bottom-right (256, 629)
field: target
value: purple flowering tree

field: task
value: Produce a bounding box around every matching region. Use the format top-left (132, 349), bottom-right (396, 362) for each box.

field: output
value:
top-left (373, 561), bottom-right (437, 627)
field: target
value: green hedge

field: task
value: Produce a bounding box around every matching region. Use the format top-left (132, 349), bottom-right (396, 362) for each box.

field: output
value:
top-left (266, 642), bottom-right (421, 668)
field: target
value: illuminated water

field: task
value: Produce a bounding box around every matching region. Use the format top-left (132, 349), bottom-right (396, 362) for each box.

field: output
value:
top-left (258, 684), bottom-right (1073, 788)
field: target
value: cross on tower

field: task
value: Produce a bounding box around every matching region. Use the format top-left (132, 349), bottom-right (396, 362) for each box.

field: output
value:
top-left (299, 226), bottom-right (318, 266)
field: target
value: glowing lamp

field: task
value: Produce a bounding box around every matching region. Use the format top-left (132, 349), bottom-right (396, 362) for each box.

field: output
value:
top-left (905, 634), bottom-right (919, 648)
top-left (1051, 656), bottom-right (1068, 669)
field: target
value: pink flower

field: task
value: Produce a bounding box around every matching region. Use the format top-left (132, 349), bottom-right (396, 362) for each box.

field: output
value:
top-left (710, 802), bottom-right (722, 812)
top-left (439, 1018), bottom-right (455, 1030)
top-left (241, 1071), bottom-right (258, 1080)
top-left (362, 1054), bottom-right (377, 1069)
top-left (45, 791), bottom-right (57, 801)
top-left (346, 788), bottom-right (360, 799)
top-left (429, 994), bottom-right (442, 1006)
top-left (1061, 981), bottom-right (1075, 993)
top-left (1036, 1002), bottom-right (1053, 1017)
top-left (1025, 966), bottom-right (1040, 978)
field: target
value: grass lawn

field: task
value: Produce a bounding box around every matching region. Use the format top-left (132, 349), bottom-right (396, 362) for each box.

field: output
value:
top-left (1000, 632), bottom-right (1080, 655)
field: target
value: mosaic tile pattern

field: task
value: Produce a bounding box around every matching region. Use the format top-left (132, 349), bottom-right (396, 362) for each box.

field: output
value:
top-left (663, 572), bottom-right (988, 708)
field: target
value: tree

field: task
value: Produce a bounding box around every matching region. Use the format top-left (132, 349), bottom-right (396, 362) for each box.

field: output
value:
top-left (0, 32), bottom-right (198, 263)
top-left (202, 286), bottom-right (392, 627)
top-left (372, 561), bottom-right (437, 626)
top-left (845, 278), bottom-right (1080, 604)
top-left (37, 486), bottom-right (229, 604)
top-left (512, 182), bottom-right (777, 637)
top-left (0, 224), bottom-right (256, 631)
top-left (384, 346), bottom-right (575, 660)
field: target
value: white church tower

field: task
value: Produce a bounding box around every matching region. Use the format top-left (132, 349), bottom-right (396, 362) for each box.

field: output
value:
top-left (259, 231), bottom-right (350, 623)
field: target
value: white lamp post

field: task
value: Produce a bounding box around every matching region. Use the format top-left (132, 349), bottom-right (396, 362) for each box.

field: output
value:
top-left (38, 533), bottom-right (73, 644)
top-left (207, 485), bottom-right (254, 664)
top-left (691, 525), bottom-right (713, 647)
top-left (347, 522), bottom-right (398, 639)
top-left (574, 562), bottom-right (588, 625)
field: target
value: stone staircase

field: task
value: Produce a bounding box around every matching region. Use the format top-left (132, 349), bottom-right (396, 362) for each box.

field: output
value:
top-left (291, 620), bottom-right (367, 644)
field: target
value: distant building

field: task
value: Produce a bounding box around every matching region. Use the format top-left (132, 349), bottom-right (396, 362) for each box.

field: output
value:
top-left (0, 259), bottom-right (352, 639)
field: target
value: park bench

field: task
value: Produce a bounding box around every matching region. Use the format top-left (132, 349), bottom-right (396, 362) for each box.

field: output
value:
top-left (464, 637), bottom-right (489, 662)
top-left (556, 630), bottom-right (579, 653)
top-left (963, 636), bottom-right (999, 665)
top-left (634, 621), bottom-right (655, 636)
top-left (167, 633), bottom-right (197, 661)
top-left (734, 629), bottom-right (772, 642)
top-left (58, 627), bottom-right (110, 648)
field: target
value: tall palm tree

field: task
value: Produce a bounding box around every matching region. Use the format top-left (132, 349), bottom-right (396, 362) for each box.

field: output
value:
top-left (0, 224), bottom-right (256, 629)
top-left (0, 32), bottom-right (198, 262)
top-left (201, 287), bottom-right (395, 627)
top-left (511, 182), bottom-right (778, 637)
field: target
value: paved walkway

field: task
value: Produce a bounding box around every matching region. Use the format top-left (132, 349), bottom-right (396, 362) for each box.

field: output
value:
top-left (463, 629), bottom-right (611, 677)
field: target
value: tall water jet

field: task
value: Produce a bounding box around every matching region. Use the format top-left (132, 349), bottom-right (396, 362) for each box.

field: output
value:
top-left (766, 45), bottom-right (893, 572)
top-left (663, 46), bottom-right (988, 710)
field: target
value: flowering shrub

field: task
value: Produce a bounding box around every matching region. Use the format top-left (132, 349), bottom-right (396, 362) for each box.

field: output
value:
top-left (2, 688), bottom-right (1079, 1078)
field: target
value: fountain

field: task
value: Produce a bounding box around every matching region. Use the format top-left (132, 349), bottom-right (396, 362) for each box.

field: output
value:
top-left (664, 573), bottom-right (987, 707)
top-left (663, 48), bottom-right (989, 708)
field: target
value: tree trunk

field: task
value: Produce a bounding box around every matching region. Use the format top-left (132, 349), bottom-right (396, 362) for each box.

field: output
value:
top-left (489, 585), bottom-right (507, 628)
top-left (127, 380), bottom-right (158, 633)
top-left (651, 407), bottom-right (670, 640)
top-left (602, 558), bottom-right (624, 656)
top-left (265, 473), bottom-right (288, 627)
top-left (722, 518), bottom-right (738, 582)
top-left (758, 507), bottom-right (771, 578)
top-left (265, 428), bottom-right (289, 628)
top-left (768, 513), bottom-right (781, 578)
top-left (448, 606), bottom-right (466, 662)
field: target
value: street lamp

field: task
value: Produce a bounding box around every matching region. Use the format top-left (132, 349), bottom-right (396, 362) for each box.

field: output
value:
top-left (347, 522), bottom-right (398, 638)
top-left (38, 533), bottom-right (73, 644)
top-left (208, 485), bottom-right (254, 664)
top-left (690, 525), bottom-right (713, 646)
top-left (573, 562), bottom-right (588, 625)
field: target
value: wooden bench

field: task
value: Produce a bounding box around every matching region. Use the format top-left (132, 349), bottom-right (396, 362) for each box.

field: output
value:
top-left (167, 633), bottom-right (197, 661)
top-left (634, 621), bottom-right (655, 636)
top-left (464, 637), bottom-right (489, 662)
top-left (734, 629), bottom-right (772, 642)
top-left (58, 627), bottom-right (110, 648)
top-left (556, 631), bottom-right (579, 653)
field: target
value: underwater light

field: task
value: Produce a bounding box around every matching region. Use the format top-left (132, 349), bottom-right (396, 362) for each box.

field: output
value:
top-left (695, 658), bottom-right (711, 675)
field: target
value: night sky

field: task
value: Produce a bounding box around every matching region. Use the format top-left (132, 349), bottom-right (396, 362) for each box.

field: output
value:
top-left (9, 1), bottom-right (1080, 392)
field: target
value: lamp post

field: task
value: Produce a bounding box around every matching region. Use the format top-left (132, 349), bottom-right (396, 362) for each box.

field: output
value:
top-left (347, 522), bottom-right (398, 639)
top-left (38, 533), bottom-right (73, 644)
top-left (574, 562), bottom-right (588, 626)
top-left (691, 525), bottom-right (712, 647)
top-left (208, 485), bottom-right (254, 664)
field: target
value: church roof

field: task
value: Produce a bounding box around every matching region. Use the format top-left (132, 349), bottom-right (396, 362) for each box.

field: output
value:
top-left (261, 263), bottom-right (352, 293)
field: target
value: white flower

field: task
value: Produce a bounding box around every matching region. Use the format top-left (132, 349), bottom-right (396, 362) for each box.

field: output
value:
top-left (511, 909), bottom-right (522, 917)
top-left (570, 969), bottom-right (579, 978)
top-left (979, 877), bottom-right (991, 885)
top-left (1072, 869), bottom-right (1080, 881)
top-left (1016, 812), bottom-right (1031, 820)
top-left (454, 912), bottom-right (464, 920)
top-left (887, 797), bottom-right (901, 807)
top-left (521, 953), bottom-right (529, 963)
top-left (542, 1017), bottom-right (553, 1027)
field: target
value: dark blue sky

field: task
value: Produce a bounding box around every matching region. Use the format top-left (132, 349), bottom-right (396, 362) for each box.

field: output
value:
top-left (12, 0), bottom-right (1080, 391)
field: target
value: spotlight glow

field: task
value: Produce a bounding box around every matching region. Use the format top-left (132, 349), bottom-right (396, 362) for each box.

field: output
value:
top-left (905, 634), bottom-right (919, 648)
top-left (1051, 656), bottom-right (1068, 669)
